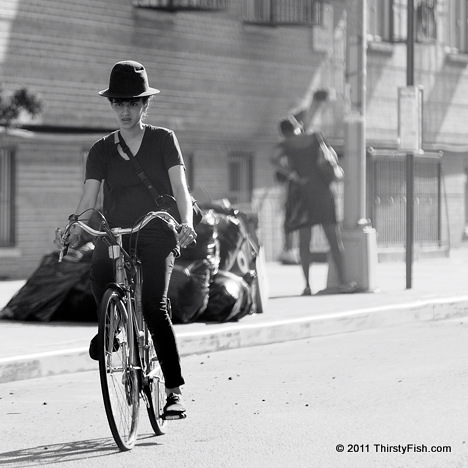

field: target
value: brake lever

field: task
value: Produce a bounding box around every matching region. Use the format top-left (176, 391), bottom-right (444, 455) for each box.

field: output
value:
top-left (58, 243), bottom-right (69, 263)
top-left (55, 227), bottom-right (70, 263)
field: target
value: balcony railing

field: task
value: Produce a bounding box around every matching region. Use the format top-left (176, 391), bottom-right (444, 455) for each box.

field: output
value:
top-left (132, 0), bottom-right (227, 11)
top-left (243, 0), bottom-right (323, 26)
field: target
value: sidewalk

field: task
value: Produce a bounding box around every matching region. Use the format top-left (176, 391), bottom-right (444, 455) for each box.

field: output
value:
top-left (2, 248), bottom-right (468, 383)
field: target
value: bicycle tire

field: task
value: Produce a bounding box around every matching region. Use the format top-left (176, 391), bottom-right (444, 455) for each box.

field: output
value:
top-left (98, 287), bottom-right (140, 451)
top-left (144, 329), bottom-right (168, 435)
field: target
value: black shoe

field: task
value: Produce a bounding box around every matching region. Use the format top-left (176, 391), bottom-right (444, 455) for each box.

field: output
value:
top-left (88, 333), bottom-right (120, 361)
top-left (89, 334), bottom-right (99, 361)
top-left (162, 393), bottom-right (187, 420)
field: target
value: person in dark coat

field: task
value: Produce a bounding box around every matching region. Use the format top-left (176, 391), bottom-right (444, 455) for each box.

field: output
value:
top-left (271, 116), bottom-right (356, 296)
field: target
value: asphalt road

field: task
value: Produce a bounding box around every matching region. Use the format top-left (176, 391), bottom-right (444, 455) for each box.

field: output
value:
top-left (0, 319), bottom-right (467, 468)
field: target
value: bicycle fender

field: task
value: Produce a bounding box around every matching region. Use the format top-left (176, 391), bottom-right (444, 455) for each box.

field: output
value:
top-left (106, 283), bottom-right (126, 297)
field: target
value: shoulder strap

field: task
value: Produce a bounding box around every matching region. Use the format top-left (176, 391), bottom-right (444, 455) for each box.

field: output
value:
top-left (117, 131), bottom-right (162, 200)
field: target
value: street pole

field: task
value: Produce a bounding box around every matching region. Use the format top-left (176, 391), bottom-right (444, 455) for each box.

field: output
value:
top-left (334, 0), bottom-right (377, 291)
top-left (406, 0), bottom-right (415, 289)
top-left (344, 0), bottom-right (366, 227)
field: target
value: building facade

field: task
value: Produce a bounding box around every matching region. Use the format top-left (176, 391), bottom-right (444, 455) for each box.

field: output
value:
top-left (1, 0), bottom-right (468, 278)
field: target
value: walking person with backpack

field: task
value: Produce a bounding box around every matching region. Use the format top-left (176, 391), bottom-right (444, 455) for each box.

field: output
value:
top-left (271, 116), bottom-right (357, 296)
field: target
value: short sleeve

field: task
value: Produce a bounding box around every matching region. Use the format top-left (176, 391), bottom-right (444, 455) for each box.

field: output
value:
top-left (162, 130), bottom-right (185, 170)
top-left (86, 140), bottom-right (106, 182)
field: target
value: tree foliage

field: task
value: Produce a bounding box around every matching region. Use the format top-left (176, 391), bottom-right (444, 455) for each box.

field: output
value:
top-left (0, 87), bottom-right (43, 127)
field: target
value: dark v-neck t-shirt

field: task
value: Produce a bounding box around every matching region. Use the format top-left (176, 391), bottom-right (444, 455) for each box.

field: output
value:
top-left (86, 124), bottom-right (185, 233)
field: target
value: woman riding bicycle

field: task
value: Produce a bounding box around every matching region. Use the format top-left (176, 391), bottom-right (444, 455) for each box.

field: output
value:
top-left (60, 60), bottom-right (196, 418)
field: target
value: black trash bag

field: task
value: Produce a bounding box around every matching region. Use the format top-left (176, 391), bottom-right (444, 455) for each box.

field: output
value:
top-left (199, 270), bottom-right (253, 323)
top-left (235, 210), bottom-right (260, 252)
top-left (198, 199), bottom-right (236, 216)
top-left (180, 210), bottom-right (220, 275)
top-left (52, 271), bottom-right (97, 322)
top-left (168, 259), bottom-right (212, 324)
top-left (1, 244), bottom-right (95, 322)
top-left (199, 199), bottom-right (266, 317)
top-left (198, 200), bottom-right (260, 273)
top-left (168, 211), bottom-right (221, 323)
top-left (216, 215), bottom-right (244, 271)
top-left (199, 200), bottom-right (245, 272)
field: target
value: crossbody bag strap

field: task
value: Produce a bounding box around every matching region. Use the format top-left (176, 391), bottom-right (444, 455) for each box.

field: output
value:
top-left (117, 131), bottom-right (164, 203)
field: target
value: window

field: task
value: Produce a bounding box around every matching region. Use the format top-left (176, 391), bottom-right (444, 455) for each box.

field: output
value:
top-left (228, 152), bottom-right (252, 204)
top-left (367, 0), bottom-right (437, 44)
top-left (132, 0), bottom-right (227, 11)
top-left (416, 0), bottom-right (437, 42)
top-left (243, 0), bottom-right (323, 26)
top-left (392, 0), bottom-right (408, 42)
top-left (0, 147), bottom-right (15, 247)
top-left (367, 0), bottom-right (393, 41)
top-left (446, 0), bottom-right (468, 52)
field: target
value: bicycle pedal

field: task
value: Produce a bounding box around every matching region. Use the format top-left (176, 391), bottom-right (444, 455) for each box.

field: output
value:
top-left (162, 411), bottom-right (187, 420)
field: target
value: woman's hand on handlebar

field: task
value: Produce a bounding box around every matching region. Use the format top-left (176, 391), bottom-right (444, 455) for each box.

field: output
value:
top-left (54, 222), bottom-right (82, 251)
top-left (177, 223), bottom-right (197, 249)
top-left (67, 224), bottom-right (83, 248)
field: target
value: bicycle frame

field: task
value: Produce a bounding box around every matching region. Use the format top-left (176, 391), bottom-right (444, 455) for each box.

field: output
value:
top-left (60, 210), bottom-right (179, 364)
top-left (106, 232), bottom-right (139, 371)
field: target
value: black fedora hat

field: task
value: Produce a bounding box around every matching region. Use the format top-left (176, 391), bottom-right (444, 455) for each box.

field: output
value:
top-left (98, 60), bottom-right (160, 98)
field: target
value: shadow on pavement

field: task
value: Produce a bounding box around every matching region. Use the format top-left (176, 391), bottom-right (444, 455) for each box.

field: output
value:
top-left (0, 433), bottom-right (162, 465)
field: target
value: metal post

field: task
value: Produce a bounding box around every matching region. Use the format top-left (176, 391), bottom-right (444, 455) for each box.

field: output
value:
top-left (437, 159), bottom-right (442, 246)
top-left (334, 0), bottom-right (378, 292)
top-left (406, 153), bottom-right (414, 288)
top-left (407, 0), bottom-right (415, 87)
top-left (406, 0), bottom-right (415, 289)
top-left (343, 0), bottom-right (367, 229)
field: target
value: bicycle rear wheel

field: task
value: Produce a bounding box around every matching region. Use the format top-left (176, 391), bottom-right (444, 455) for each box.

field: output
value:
top-left (98, 288), bottom-right (140, 451)
top-left (144, 329), bottom-right (168, 435)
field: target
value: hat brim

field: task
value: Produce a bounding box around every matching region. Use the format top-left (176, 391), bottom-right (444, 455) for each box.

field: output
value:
top-left (98, 87), bottom-right (160, 98)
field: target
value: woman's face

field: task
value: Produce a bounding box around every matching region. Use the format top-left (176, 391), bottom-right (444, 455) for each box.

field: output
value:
top-left (111, 99), bottom-right (146, 129)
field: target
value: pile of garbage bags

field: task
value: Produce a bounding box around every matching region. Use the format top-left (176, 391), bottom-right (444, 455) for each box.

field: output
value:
top-left (0, 244), bottom-right (97, 322)
top-left (1, 201), bottom-right (265, 323)
top-left (169, 201), bottom-right (263, 323)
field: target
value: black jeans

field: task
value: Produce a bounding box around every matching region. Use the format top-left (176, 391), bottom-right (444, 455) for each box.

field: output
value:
top-left (90, 235), bottom-right (185, 389)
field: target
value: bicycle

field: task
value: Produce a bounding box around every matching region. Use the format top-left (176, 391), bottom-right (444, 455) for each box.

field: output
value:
top-left (57, 209), bottom-right (183, 451)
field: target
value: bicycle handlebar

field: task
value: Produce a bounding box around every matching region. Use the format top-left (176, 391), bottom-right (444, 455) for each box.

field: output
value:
top-left (57, 210), bottom-right (181, 262)
top-left (77, 210), bottom-right (179, 238)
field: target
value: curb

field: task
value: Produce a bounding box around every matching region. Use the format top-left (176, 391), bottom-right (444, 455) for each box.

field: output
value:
top-left (2, 295), bottom-right (468, 384)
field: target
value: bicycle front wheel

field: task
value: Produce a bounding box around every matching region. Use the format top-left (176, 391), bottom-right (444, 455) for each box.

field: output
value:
top-left (98, 288), bottom-right (140, 451)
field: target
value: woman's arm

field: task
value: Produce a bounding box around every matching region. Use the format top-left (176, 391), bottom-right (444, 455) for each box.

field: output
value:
top-left (289, 89), bottom-right (329, 132)
top-left (67, 179), bottom-right (101, 246)
top-left (168, 165), bottom-right (195, 247)
top-left (74, 179), bottom-right (101, 215)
